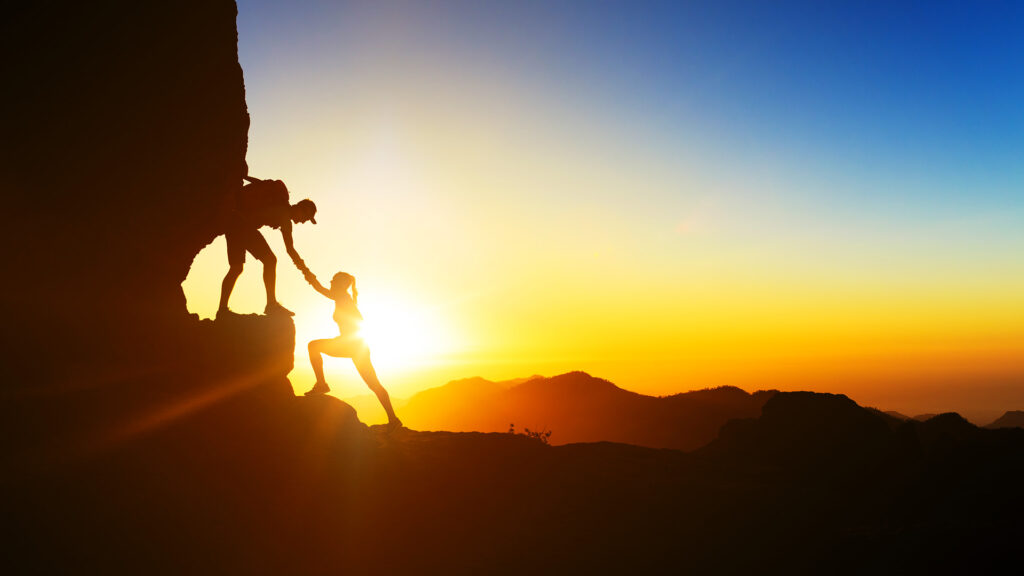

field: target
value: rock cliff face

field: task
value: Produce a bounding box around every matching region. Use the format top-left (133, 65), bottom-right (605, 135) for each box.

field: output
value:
top-left (4, 1), bottom-right (249, 380)
top-left (1, 1), bottom-right (286, 470)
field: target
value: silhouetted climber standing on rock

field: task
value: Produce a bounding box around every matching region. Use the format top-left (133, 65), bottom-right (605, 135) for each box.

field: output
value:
top-left (300, 268), bottom-right (403, 431)
top-left (218, 176), bottom-right (317, 317)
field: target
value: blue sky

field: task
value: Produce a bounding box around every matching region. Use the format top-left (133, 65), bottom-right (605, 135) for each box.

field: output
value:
top-left (238, 0), bottom-right (1024, 218)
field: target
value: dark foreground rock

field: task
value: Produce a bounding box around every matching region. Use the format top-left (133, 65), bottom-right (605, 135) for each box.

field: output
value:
top-left (7, 375), bottom-right (1024, 575)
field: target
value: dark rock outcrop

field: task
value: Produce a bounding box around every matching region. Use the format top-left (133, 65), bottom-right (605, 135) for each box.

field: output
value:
top-left (3, 1), bottom-right (248, 382)
top-left (2, 0), bottom-right (264, 471)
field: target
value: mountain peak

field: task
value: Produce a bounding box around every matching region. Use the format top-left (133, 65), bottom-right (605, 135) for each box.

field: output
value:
top-left (525, 371), bottom-right (622, 390)
top-left (986, 410), bottom-right (1024, 429)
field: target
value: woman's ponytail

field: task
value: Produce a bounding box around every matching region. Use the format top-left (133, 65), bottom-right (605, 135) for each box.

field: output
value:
top-left (351, 276), bottom-right (358, 306)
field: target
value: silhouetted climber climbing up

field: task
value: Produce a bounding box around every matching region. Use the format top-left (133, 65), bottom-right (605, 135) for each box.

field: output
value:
top-left (218, 175), bottom-right (317, 317)
top-left (300, 268), bottom-right (403, 431)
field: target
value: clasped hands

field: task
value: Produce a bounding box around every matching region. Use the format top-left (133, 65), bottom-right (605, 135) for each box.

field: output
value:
top-left (291, 255), bottom-right (317, 283)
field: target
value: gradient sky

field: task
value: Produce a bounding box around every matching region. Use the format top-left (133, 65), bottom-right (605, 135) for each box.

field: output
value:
top-left (183, 0), bottom-right (1024, 422)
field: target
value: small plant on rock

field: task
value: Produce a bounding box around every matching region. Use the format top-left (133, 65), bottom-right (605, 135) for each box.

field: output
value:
top-left (508, 423), bottom-right (553, 445)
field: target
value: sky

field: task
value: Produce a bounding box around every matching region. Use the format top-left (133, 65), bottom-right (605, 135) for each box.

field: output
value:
top-left (183, 0), bottom-right (1024, 422)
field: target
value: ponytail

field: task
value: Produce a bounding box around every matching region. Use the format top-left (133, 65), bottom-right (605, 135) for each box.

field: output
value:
top-left (351, 276), bottom-right (358, 306)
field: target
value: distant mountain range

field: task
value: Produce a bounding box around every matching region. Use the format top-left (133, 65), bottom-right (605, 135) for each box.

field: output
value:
top-left (395, 371), bottom-right (777, 451)
top-left (375, 374), bottom-right (1024, 450)
top-left (986, 410), bottom-right (1024, 429)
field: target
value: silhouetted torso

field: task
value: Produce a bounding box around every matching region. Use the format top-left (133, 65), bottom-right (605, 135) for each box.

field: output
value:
top-left (332, 293), bottom-right (362, 338)
top-left (239, 180), bottom-right (290, 229)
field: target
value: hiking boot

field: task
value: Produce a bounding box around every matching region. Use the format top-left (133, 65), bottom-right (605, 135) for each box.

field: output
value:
top-left (216, 307), bottom-right (239, 320)
top-left (304, 381), bottom-right (330, 396)
top-left (264, 302), bottom-right (295, 316)
top-left (386, 418), bottom-right (404, 433)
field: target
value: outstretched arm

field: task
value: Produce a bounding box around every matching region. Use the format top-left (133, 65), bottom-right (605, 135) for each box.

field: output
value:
top-left (281, 221), bottom-right (317, 285)
top-left (299, 265), bottom-right (331, 298)
top-left (280, 220), bottom-right (302, 264)
top-left (280, 217), bottom-right (330, 297)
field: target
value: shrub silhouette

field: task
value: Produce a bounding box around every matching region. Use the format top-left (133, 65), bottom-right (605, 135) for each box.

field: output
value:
top-left (509, 423), bottom-right (552, 445)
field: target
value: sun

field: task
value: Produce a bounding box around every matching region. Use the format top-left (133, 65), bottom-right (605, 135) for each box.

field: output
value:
top-left (359, 297), bottom-right (432, 368)
top-left (298, 290), bottom-right (452, 376)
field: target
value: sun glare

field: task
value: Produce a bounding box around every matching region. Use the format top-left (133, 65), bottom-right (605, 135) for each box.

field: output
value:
top-left (357, 295), bottom-right (450, 372)
top-left (298, 290), bottom-right (453, 376)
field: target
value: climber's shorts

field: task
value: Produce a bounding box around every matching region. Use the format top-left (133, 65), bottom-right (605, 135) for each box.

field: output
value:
top-left (225, 225), bottom-right (273, 267)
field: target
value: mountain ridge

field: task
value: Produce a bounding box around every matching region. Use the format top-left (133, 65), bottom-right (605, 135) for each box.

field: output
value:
top-left (398, 371), bottom-right (777, 451)
top-left (986, 410), bottom-right (1024, 429)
